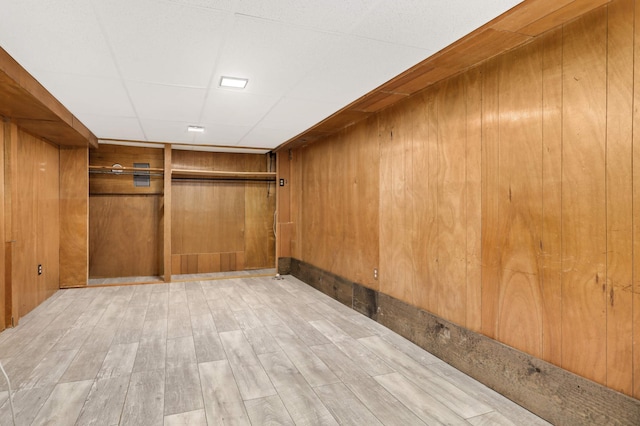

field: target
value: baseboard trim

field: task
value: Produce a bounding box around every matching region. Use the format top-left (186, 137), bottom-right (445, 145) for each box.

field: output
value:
top-left (280, 257), bottom-right (640, 425)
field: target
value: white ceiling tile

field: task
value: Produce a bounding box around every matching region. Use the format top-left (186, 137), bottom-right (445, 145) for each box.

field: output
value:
top-left (140, 119), bottom-right (197, 143)
top-left (239, 127), bottom-right (297, 149)
top-left (258, 98), bottom-right (342, 131)
top-left (164, 0), bottom-right (239, 12)
top-left (201, 89), bottom-right (279, 127)
top-left (288, 35), bottom-right (431, 104)
top-left (0, 0), bottom-right (118, 78)
top-left (192, 123), bottom-right (252, 145)
top-left (126, 82), bottom-right (207, 122)
top-left (235, 0), bottom-right (382, 33)
top-left (94, 0), bottom-right (231, 87)
top-left (215, 15), bottom-right (332, 96)
top-left (352, 0), bottom-right (522, 50)
top-left (1, 0), bottom-right (525, 150)
top-left (34, 72), bottom-right (136, 117)
top-left (77, 114), bottom-right (145, 140)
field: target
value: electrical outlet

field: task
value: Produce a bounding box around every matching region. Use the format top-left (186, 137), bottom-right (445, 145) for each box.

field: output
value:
top-left (373, 268), bottom-right (378, 280)
top-left (38, 264), bottom-right (42, 275)
top-left (279, 178), bottom-right (285, 186)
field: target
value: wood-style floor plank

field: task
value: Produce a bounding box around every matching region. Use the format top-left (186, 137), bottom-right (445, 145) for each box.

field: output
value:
top-left (258, 351), bottom-right (338, 425)
top-left (120, 369), bottom-right (165, 426)
top-left (199, 360), bottom-right (250, 426)
top-left (219, 330), bottom-right (276, 400)
top-left (31, 380), bottom-right (93, 426)
top-left (244, 395), bottom-right (295, 426)
top-left (315, 382), bottom-right (383, 426)
top-left (75, 376), bottom-right (129, 426)
top-left (0, 276), bottom-right (549, 426)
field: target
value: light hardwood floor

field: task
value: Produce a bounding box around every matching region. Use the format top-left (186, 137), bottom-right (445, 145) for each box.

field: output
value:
top-left (0, 275), bottom-right (549, 425)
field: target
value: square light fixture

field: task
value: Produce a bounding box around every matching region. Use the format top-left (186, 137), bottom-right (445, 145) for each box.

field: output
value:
top-left (187, 125), bottom-right (205, 133)
top-left (220, 76), bottom-right (248, 89)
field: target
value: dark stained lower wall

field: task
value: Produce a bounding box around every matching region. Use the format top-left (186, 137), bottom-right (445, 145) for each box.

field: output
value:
top-left (280, 257), bottom-right (640, 426)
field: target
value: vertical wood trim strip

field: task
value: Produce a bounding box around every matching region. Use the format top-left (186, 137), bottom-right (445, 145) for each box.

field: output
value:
top-left (164, 144), bottom-right (172, 281)
top-left (632, 0), bottom-right (640, 400)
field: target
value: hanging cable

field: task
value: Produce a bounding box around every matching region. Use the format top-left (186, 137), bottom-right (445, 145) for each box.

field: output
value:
top-left (0, 360), bottom-right (16, 426)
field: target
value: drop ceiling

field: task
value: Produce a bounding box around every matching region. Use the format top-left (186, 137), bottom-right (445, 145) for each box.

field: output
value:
top-left (0, 0), bottom-right (522, 153)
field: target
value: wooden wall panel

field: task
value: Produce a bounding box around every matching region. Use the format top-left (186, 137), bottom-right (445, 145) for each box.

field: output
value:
top-left (60, 147), bottom-right (88, 287)
top-left (606, 0), bottom-right (634, 396)
top-left (282, 0), bottom-right (640, 399)
top-left (561, 7), bottom-right (608, 385)
top-left (410, 91), bottom-right (435, 314)
top-left (379, 106), bottom-right (414, 303)
top-left (171, 151), bottom-right (275, 271)
top-left (465, 67), bottom-right (483, 332)
top-left (480, 59), bottom-right (501, 341)
top-left (540, 28), bottom-right (563, 367)
top-left (14, 130), bottom-right (38, 317)
top-left (632, 0), bottom-right (640, 400)
top-left (89, 195), bottom-right (160, 278)
top-left (0, 122), bottom-right (6, 330)
top-left (435, 75), bottom-right (468, 326)
top-left (38, 139), bottom-right (60, 300)
top-left (89, 145), bottom-right (163, 278)
top-left (8, 127), bottom-right (60, 321)
top-left (495, 41), bottom-right (545, 358)
top-left (90, 145), bottom-right (164, 195)
top-left (171, 181), bottom-right (245, 254)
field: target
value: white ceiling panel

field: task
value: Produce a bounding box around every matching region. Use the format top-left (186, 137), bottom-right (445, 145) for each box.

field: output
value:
top-left (288, 34), bottom-right (432, 103)
top-left (193, 123), bottom-right (252, 145)
top-left (140, 118), bottom-right (198, 143)
top-left (352, 0), bottom-right (521, 50)
top-left (201, 89), bottom-right (280, 127)
top-left (215, 15), bottom-right (333, 96)
top-left (93, 0), bottom-right (231, 87)
top-left (79, 114), bottom-right (146, 141)
top-left (0, 0), bottom-right (523, 151)
top-left (0, 0), bottom-right (117, 78)
top-left (126, 82), bottom-right (207, 122)
top-left (35, 72), bottom-right (136, 117)
top-left (235, 0), bottom-right (382, 33)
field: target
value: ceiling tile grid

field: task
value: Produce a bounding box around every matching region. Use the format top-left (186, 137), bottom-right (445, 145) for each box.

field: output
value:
top-left (0, 0), bottom-right (523, 150)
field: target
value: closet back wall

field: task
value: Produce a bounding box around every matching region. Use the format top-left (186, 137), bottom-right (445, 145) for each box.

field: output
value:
top-left (171, 151), bottom-right (275, 274)
top-left (89, 145), bottom-right (163, 279)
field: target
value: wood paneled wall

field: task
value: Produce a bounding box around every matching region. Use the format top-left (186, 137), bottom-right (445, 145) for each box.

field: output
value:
top-left (280, 1), bottom-right (640, 398)
top-left (89, 145), bottom-right (164, 278)
top-left (2, 123), bottom-right (60, 322)
top-left (171, 151), bottom-right (275, 273)
top-left (60, 147), bottom-right (88, 287)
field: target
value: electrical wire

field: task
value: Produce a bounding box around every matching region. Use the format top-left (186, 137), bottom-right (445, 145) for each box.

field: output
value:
top-left (0, 360), bottom-right (15, 426)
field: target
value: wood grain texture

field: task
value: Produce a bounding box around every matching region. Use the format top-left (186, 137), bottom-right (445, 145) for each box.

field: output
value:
top-left (605, 0), bottom-right (634, 396)
top-left (163, 144), bottom-right (171, 280)
top-left (540, 27), bottom-right (563, 367)
top-left (60, 147), bottom-right (88, 288)
top-left (561, 7), bottom-right (608, 385)
top-left (0, 122), bottom-right (6, 330)
top-left (633, 0), bottom-right (640, 400)
top-left (494, 40), bottom-right (544, 358)
top-left (89, 195), bottom-right (161, 278)
top-left (89, 144), bottom-right (164, 195)
top-left (283, 0), bottom-right (640, 400)
top-left (378, 105), bottom-right (414, 303)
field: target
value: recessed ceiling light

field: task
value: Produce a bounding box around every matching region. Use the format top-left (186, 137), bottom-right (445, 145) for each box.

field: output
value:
top-left (187, 125), bottom-right (205, 133)
top-left (220, 76), bottom-right (248, 89)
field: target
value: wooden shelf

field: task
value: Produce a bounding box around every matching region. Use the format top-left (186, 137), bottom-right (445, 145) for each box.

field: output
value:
top-left (171, 169), bottom-right (276, 181)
